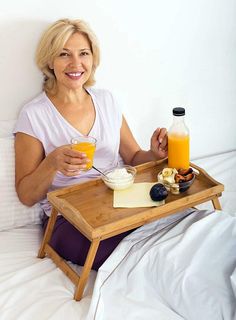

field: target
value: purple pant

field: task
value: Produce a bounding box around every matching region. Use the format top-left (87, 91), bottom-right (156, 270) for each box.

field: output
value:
top-left (42, 214), bottom-right (134, 271)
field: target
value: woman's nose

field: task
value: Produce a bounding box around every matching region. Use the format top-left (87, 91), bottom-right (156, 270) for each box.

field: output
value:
top-left (70, 55), bottom-right (82, 67)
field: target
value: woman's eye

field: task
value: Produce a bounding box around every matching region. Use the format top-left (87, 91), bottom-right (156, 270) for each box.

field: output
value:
top-left (59, 52), bottom-right (69, 57)
top-left (80, 51), bottom-right (89, 56)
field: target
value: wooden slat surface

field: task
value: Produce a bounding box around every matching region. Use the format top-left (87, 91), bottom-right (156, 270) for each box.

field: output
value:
top-left (47, 159), bottom-right (224, 239)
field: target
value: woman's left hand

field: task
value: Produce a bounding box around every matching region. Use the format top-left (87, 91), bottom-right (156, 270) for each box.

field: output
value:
top-left (150, 127), bottom-right (168, 159)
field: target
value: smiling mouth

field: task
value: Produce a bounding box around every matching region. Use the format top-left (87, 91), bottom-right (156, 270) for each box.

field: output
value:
top-left (66, 72), bottom-right (84, 79)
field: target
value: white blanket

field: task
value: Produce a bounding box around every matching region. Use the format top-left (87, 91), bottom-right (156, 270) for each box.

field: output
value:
top-left (0, 209), bottom-right (235, 320)
top-left (87, 209), bottom-right (236, 320)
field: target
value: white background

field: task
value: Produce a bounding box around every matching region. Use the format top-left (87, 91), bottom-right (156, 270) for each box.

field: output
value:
top-left (0, 0), bottom-right (236, 159)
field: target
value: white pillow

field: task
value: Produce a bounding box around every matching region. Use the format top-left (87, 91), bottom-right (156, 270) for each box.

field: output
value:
top-left (0, 119), bottom-right (17, 138)
top-left (0, 136), bottom-right (42, 231)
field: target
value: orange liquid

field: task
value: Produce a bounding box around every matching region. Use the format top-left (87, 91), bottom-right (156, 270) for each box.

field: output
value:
top-left (168, 134), bottom-right (189, 169)
top-left (72, 142), bottom-right (96, 170)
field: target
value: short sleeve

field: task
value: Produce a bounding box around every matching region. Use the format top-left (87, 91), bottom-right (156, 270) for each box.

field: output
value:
top-left (13, 107), bottom-right (38, 139)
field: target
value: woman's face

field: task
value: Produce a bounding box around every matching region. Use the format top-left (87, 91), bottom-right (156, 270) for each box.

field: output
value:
top-left (52, 32), bottom-right (93, 92)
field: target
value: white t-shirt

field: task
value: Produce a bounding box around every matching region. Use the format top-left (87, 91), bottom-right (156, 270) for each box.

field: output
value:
top-left (14, 87), bottom-right (123, 216)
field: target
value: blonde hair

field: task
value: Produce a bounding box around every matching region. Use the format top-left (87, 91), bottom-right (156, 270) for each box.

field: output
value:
top-left (35, 18), bottom-right (100, 94)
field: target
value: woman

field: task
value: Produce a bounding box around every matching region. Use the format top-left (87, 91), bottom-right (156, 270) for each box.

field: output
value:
top-left (14, 18), bottom-right (168, 270)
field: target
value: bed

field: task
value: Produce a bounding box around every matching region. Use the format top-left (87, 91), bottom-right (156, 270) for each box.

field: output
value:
top-left (0, 120), bottom-right (236, 320)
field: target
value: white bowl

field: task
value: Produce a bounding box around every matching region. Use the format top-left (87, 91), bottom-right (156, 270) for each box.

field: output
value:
top-left (102, 165), bottom-right (136, 190)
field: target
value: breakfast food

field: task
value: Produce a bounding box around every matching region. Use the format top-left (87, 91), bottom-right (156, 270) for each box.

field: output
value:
top-left (160, 168), bottom-right (178, 184)
top-left (158, 167), bottom-right (194, 184)
top-left (175, 168), bottom-right (194, 182)
top-left (150, 183), bottom-right (168, 201)
top-left (102, 166), bottom-right (136, 190)
top-left (106, 168), bottom-right (133, 180)
top-left (158, 167), bottom-right (195, 194)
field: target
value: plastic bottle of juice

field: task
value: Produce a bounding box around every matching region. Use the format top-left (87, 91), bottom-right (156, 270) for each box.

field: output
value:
top-left (168, 107), bottom-right (190, 169)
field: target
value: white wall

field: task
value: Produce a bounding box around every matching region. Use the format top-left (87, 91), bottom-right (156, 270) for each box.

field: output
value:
top-left (1, 0), bottom-right (236, 159)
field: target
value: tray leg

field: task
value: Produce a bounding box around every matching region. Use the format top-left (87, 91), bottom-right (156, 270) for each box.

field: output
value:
top-left (38, 207), bottom-right (58, 258)
top-left (212, 197), bottom-right (222, 210)
top-left (74, 238), bottom-right (100, 301)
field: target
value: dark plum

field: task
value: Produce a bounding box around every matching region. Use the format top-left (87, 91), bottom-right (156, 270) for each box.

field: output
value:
top-left (150, 183), bottom-right (168, 201)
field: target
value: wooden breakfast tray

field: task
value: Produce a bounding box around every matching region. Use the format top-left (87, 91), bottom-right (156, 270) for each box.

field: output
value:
top-left (46, 158), bottom-right (224, 240)
top-left (38, 159), bottom-right (224, 300)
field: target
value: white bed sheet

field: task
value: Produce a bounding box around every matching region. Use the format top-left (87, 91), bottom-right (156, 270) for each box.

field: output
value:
top-left (88, 209), bottom-right (236, 320)
top-left (0, 150), bottom-right (236, 320)
top-left (0, 212), bottom-right (192, 320)
top-left (1, 209), bottom-right (235, 320)
top-left (194, 150), bottom-right (236, 214)
top-left (0, 225), bottom-right (96, 320)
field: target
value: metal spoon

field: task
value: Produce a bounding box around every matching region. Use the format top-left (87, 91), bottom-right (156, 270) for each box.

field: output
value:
top-left (92, 165), bottom-right (108, 178)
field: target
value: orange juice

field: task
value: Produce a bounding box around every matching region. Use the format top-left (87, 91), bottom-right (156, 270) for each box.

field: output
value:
top-left (168, 134), bottom-right (189, 169)
top-left (71, 137), bottom-right (96, 170)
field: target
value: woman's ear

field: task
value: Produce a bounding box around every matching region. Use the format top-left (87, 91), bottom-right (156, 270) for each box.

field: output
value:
top-left (48, 62), bottom-right (53, 70)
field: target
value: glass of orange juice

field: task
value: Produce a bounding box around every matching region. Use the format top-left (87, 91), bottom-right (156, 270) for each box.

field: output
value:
top-left (71, 136), bottom-right (97, 170)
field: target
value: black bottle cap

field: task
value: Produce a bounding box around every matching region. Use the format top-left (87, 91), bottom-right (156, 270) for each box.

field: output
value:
top-left (173, 107), bottom-right (185, 116)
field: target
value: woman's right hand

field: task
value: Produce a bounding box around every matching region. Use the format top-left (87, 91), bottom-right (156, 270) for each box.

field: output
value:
top-left (15, 134), bottom-right (90, 206)
top-left (47, 145), bottom-right (90, 176)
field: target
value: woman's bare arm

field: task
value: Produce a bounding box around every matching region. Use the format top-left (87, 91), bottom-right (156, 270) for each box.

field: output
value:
top-left (15, 133), bottom-right (57, 206)
top-left (15, 132), bottom-right (89, 206)
top-left (119, 116), bottom-right (168, 166)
